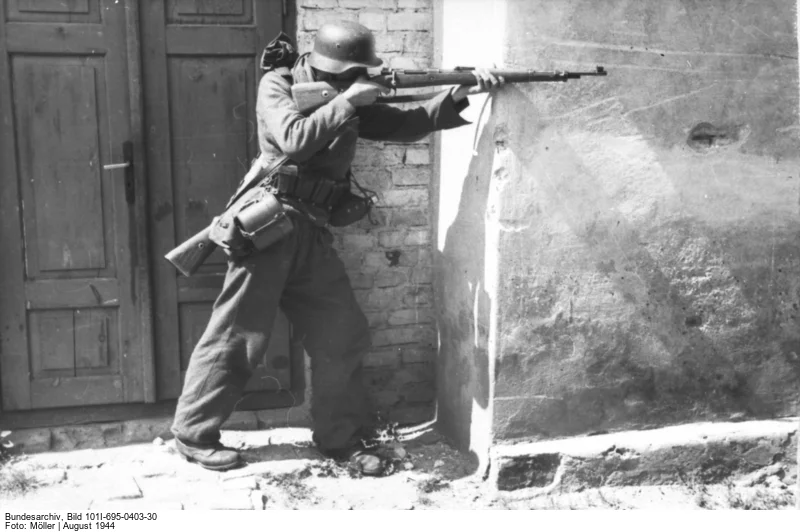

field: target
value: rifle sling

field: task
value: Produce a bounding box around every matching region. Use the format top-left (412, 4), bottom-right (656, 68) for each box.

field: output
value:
top-left (225, 155), bottom-right (290, 210)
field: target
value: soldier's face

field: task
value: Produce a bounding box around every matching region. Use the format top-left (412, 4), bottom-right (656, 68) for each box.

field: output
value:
top-left (313, 67), bottom-right (367, 82)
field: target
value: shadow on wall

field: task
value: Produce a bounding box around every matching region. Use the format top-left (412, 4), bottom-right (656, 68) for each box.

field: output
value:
top-left (433, 101), bottom-right (500, 469)
top-left (490, 82), bottom-right (799, 441)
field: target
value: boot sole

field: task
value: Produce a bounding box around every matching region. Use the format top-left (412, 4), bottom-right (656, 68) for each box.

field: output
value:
top-left (180, 453), bottom-right (241, 471)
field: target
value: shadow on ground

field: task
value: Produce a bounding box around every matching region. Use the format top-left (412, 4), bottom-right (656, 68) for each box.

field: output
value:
top-left (0, 428), bottom-right (794, 510)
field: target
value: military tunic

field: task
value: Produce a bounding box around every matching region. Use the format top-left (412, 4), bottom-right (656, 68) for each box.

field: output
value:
top-left (171, 56), bottom-right (471, 453)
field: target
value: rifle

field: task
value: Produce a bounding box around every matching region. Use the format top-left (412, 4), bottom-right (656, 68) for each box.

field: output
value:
top-left (292, 66), bottom-right (607, 114)
top-left (164, 155), bottom-right (289, 277)
top-left (166, 66), bottom-right (608, 276)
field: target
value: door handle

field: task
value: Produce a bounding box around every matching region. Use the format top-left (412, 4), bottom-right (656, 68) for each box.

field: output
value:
top-left (103, 141), bottom-right (135, 204)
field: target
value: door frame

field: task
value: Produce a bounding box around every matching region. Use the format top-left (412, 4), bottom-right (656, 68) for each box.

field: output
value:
top-left (0, 0), bottom-right (304, 430)
top-left (124, 0), bottom-right (158, 405)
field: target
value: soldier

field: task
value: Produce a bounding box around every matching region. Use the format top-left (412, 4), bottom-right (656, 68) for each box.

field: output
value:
top-left (170, 21), bottom-right (502, 476)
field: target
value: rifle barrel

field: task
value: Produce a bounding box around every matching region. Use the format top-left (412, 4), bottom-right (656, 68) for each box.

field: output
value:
top-left (380, 66), bottom-right (606, 89)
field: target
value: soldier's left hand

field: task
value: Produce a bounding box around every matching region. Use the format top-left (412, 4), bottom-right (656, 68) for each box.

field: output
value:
top-left (452, 67), bottom-right (505, 101)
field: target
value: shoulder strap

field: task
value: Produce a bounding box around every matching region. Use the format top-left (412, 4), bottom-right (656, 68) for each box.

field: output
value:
top-left (225, 155), bottom-right (290, 210)
top-left (272, 66), bottom-right (293, 83)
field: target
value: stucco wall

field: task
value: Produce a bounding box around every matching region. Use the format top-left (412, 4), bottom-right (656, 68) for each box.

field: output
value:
top-left (435, 0), bottom-right (800, 451)
top-left (432, 0), bottom-right (507, 463)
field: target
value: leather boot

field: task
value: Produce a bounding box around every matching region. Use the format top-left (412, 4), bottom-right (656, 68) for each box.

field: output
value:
top-left (174, 438), bottom-right (241, 471)
top-left (321, 443), bottom-right (384, 476)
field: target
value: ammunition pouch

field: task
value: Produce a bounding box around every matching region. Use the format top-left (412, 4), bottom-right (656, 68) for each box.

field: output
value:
top-left (329, 191), bottom-right (373, 227)
top-left (273, 167), bottom-right (350, 208)
top-left (209, 188), bottom-right (293, 259)
top-left (271, 167), bottom-right (375, 227)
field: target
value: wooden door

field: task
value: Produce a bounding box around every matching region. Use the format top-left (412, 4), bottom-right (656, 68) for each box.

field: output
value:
top-left (0, 0), bottom-right (154, 411)
top-left (142, 0), bottom-right (293, 404)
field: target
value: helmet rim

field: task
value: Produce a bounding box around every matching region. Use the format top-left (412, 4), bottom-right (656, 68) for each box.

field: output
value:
top-left (308, 21), bottom-right (383, 74)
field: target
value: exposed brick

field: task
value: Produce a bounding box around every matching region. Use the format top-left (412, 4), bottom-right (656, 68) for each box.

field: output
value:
top-left (343, 209), bottom-right (389, 230)
top-left (398, 0), bottom-right (430, 8)
top-left (359, 10), bottom-right (387, 32)
top-left (404, 285), bottom-right (434, 307)
top-left (381, 188), bottom-right (428, 207)
top-left (391, 207), bottom-right (429, 226)
top-left (351, 147), bottom-right (382, 167)
top-left (378, 231), bottom-right (406, 248)
top-left (391, 167), bottom-right (431, 186)
top-left (352, 146), bottom-right (404, 167)
top-left (349, 272), bottom-right (375, 289)
top-left (355, 286), bottom-right (405, 310)
top-left (404, 229), bottom-right (429, 246)
top-left (388, 12), bottom-right (431, 31)
top-left (298, 0), bottom-right (338, 7)
top-left (404, 147), bottom-right (431, 165)
top-left (375, 31), bottom-right (405, 53)
top-left (302, 10), bottom-right (358, 31)
top-left (10, 428), bottom-right (52, 453)
top-left (371, 389), bottom-right (401, 408)
top-left (382, 248), bottom-right (419, 267)
top-left (342, 233), bottom-right (376, 250)
top-left (401, 382), bottom-right (436, 403)
top-left (385, 146), bottom-right (408, 165)
top-left (338, 251), bottom-right (363, 270)
top-left (339, 0), bottom-right (397, 8)
top-left (417, 247), bottom-right (432, 264)
top-left (403, 31), bottom-right (433, 55)
top-left (372, 325), bottom-right (436, 347)
top-left (411, 266), bottom-right (433, 284)
top-left (398, 361), bottom-right (436, 381)
top-left (390, 404), bottom-right (436, 423)
top-left (352, 168), bottom-right (391, 190)
top-left (363, 251), bottom-right (391, 270)
top-left (296, 31), bottom-right (316, 53)
top-left (365, 247), bottom-right (429, 269)
top-left (376, 268), bottom-right (410, 288)
top-left (364, 349), bottom-right (401, 368)
top-left (400, 347), bottom-right (435, 364)
top-left (379, 229), bottom-right (429, 249)
top-left (388, 308), bottom-right (434, 326)
top-left (365, 311), bottom-right (386, 328)
top-left (389, 56), bottom-right (427, 70)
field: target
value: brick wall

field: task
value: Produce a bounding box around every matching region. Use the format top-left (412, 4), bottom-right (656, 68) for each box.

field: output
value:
top-left (296, 0), bottom-right (437, 423)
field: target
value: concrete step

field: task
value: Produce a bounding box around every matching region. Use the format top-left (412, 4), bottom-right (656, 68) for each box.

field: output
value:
top-left (489, 417), bottom-right (798, 498)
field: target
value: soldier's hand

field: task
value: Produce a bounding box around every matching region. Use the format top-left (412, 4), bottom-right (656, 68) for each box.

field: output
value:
top-left (451, 67), bottom-right (505, 102)
top-left (342, 76), bottom-right (389, 107)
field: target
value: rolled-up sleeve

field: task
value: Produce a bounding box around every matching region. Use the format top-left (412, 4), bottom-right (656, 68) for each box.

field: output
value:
top-left (356, 89), bottom-right (471, 143)
top-left (256, 72), bottom-right (357, 162)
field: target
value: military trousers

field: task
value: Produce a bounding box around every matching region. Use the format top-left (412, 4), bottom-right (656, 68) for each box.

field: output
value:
top-left (171, 212), bottom-right (373, 453)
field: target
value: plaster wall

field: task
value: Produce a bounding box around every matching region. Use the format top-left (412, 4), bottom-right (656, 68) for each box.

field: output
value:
top-left (434, 0), bottom-right (800, 452)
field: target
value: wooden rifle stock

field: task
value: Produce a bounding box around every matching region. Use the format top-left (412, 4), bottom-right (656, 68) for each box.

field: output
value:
top-left (164, 226), bottom-right (216, 277)
top-left (164, 155), bottom-right (289, 277)
top-left (292, 66), bottom-right (607, 114)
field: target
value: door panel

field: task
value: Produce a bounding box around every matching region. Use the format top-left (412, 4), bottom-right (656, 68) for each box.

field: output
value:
top-left (142, 0), bottom-right (292, 403)
top-left (0, 0), bottom-right (152, 411)
top-left (14, 56), bottom-right (112, 276)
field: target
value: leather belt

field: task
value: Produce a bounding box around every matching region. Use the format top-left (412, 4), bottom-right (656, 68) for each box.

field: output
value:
top-left (271, 167), bottom-right (348, 209)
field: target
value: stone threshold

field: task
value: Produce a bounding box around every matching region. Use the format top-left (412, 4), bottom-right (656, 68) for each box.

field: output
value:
top-left (489, 417), bottom-right (799, 496)
top-left (6, 408), bottom-right (312, 455)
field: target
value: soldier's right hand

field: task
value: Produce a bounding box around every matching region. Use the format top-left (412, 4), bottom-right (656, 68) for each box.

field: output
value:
top-left (342, 76), bottom-right (388, 107)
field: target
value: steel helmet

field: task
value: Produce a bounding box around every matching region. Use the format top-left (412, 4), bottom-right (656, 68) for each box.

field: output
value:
top-left (308, 21), bottom-right (383, 74)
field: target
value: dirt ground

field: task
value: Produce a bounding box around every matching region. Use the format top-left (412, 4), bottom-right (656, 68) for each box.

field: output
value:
top-left (0, 428), bottom-right (796, 510)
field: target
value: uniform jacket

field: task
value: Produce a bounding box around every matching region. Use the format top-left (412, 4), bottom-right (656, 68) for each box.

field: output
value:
top-left (255, 55), bottom-right (471, 184)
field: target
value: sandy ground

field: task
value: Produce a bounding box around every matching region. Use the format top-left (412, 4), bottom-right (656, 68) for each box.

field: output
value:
top-left (0, 428), bottom-right (796, 510)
